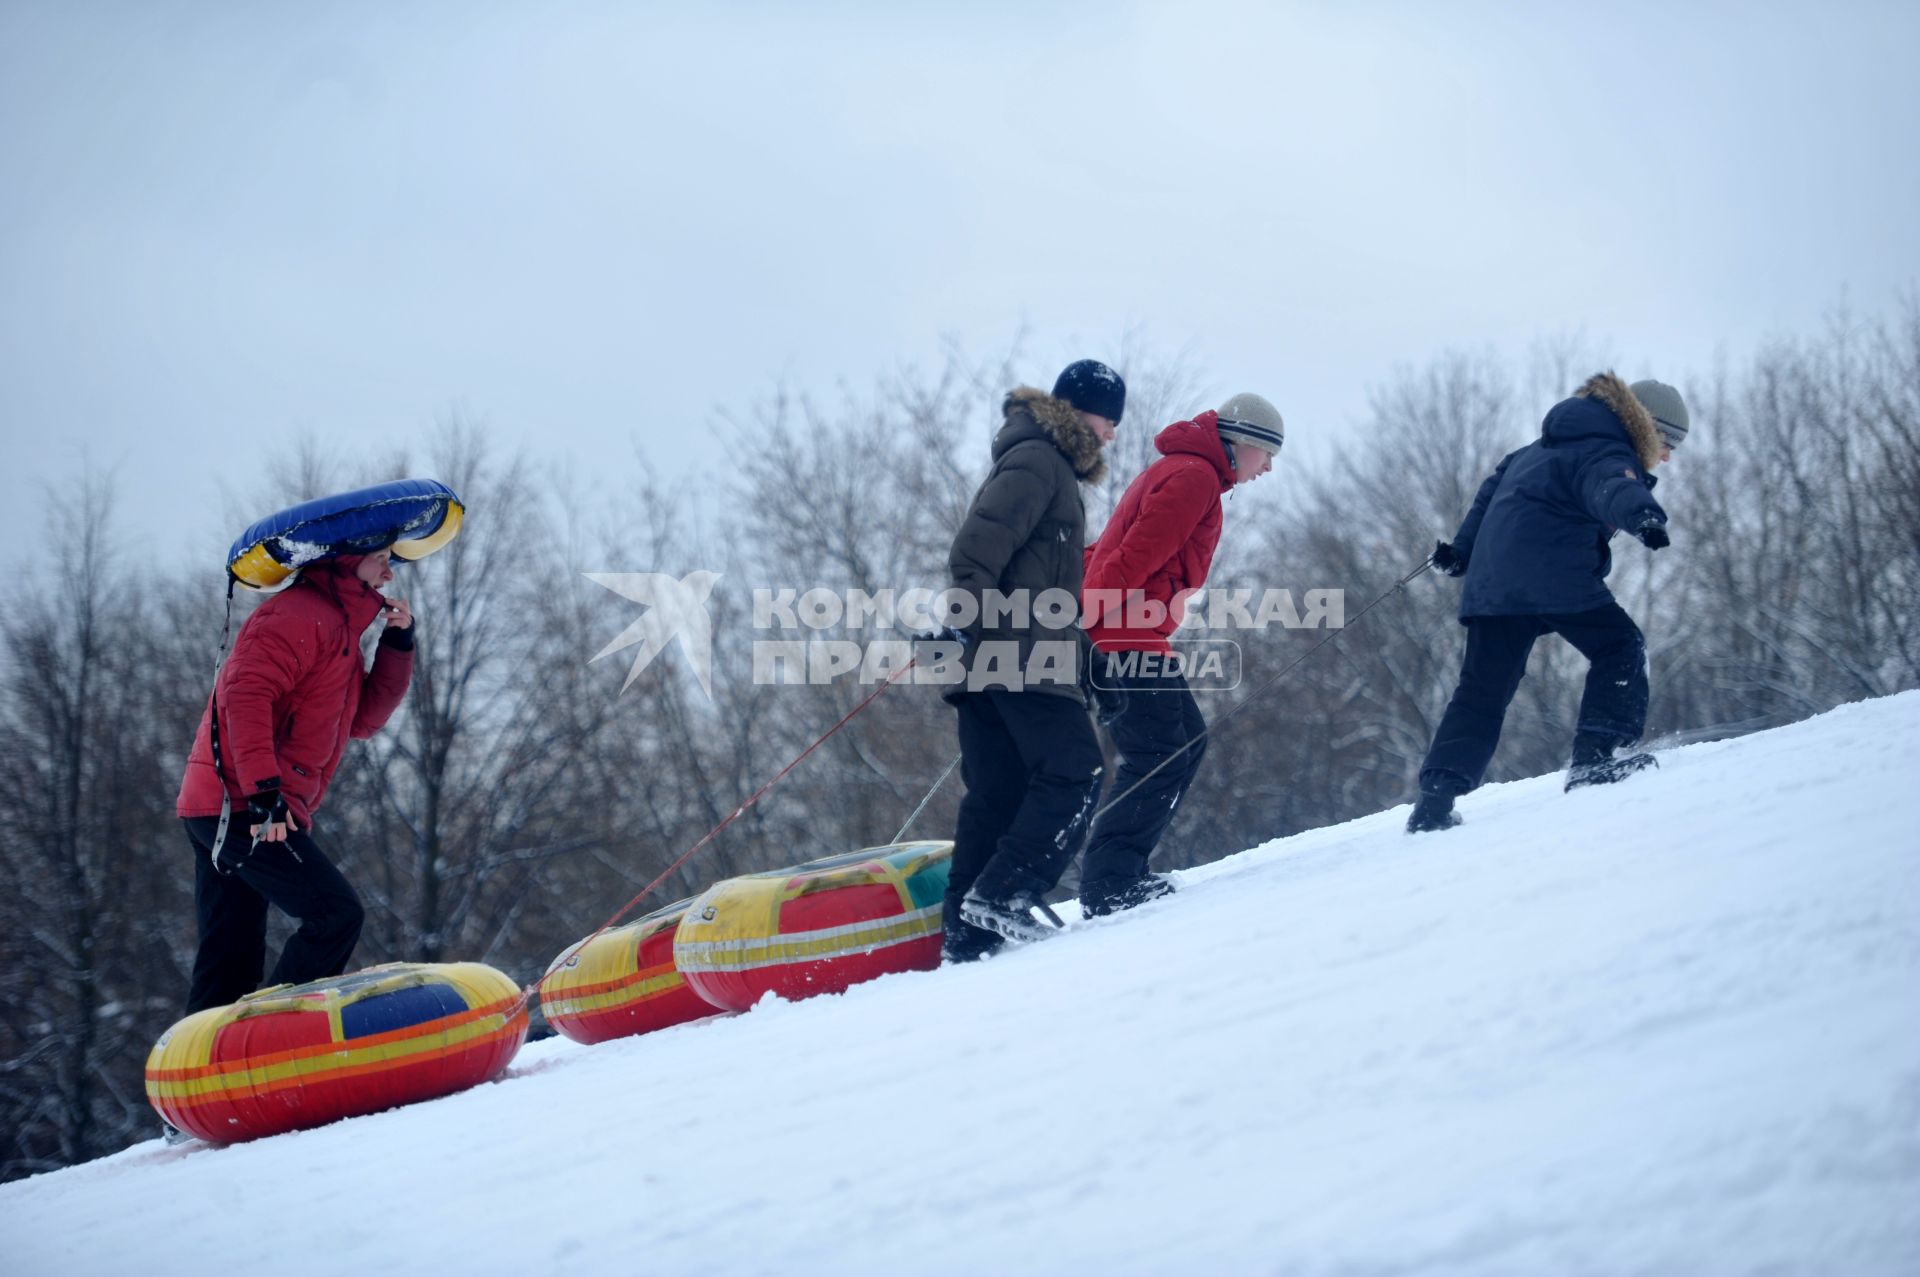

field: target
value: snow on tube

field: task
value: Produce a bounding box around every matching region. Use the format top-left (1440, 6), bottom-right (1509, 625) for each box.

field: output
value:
top-left (145, 961), bottom-right (527, 1144)
top-left (537, 897), bottom-right (722, 1044)
top-left (674, 840), bottom-right (952, 1012)
top-left (227, 478), bottom-right (465, 589)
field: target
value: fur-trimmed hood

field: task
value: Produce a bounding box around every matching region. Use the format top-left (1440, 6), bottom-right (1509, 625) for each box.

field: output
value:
top-left (1570, 371), bottom-right (1664, 471)
top-left (1000, 386), bottom-right (1109, 485)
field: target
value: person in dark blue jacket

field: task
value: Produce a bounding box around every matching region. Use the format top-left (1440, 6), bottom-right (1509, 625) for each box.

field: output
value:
top-left (1408, 372), bottom-right (1691, 833)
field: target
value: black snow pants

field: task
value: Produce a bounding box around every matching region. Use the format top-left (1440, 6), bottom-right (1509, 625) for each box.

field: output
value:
top-left (183, 816), bottom-right (366, 1015)
top-left (944, 689), bottom-right (1104, 960)
top-left (1419, 601), bottom-right (1648, 797)
top-left (1079, 668), bottom-right (1206, 901)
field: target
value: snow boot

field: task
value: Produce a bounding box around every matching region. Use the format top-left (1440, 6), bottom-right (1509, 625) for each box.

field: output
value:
top-left (941, 926), bottom-right (1003, 965)
top-left (1564, 733), bottom-right (1658, 791)
top-left (1564, 751), bottom-right (1658, 791)
top-left (1405, 792), bottom-right (1463, 833)
top-left (1081, 873), bottom-right (1175, 918)
top-left (959, 887), bottom-right (1061, 944)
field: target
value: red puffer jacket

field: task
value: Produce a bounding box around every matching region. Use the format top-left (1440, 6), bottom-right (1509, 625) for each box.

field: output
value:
top-left (1082, 413), bottom-right (1235, 653)
top-left (176, 558), bottom-right (413, 828)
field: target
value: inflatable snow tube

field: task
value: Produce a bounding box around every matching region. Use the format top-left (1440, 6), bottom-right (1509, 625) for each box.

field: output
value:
top-left (537, 897), bottom-right (721, 1044)
top-left (674, 840), bottom-right (952, 1012)
top-left (145, 961), bottom-right (527, 1144)
top-left (228, 478), bottom-right (465, 589)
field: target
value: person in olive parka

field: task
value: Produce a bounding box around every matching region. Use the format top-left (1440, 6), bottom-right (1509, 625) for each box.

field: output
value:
top-left (937, 358), bottom-right (1120, 958)
top-left (1409, 373), bottom-right (1691, 832)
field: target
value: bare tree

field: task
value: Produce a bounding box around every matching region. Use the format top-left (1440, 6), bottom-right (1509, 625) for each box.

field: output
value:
top-left (5, 309), bottom-right (1915, 1180)
top-left (0, 477), bottom-right (194, 1175)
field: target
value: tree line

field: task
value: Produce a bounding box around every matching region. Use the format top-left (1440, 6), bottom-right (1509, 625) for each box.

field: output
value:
top-left (4, 303), bottom-right (1915, 1178)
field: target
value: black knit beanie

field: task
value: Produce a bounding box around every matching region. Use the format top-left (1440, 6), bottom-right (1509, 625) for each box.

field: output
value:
top-left (1052, 359), bottom-right (1127, 424)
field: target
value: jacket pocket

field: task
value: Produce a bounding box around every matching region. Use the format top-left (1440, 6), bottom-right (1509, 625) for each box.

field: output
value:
top-left (1030, 519), bottom-right (1080, 594)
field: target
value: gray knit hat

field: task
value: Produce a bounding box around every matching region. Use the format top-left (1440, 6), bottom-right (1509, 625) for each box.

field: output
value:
top-left (1215, 392), bottom-right (1285, 456)
top-left (1631, 379), bottom-right (1690, 448)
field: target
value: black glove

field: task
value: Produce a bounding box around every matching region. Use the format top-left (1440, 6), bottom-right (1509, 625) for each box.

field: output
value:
top-left (215, 781), bottom-right (289, 874)
top-left (1079, 647), bottom-right (1128, 725)
top-left (1430, 540), bottom-right (1467, 577)
top-left (1635, 518), bottom-right (1670, 550)
top-left (379, 623), bottom-right (415, 651)
top-left (246, 781), bottom-right (289, 834)
top-left (913, 627), bottom-right (972, 669)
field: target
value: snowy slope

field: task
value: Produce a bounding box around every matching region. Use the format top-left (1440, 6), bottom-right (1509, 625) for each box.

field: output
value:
top-left (7, 692), bottom-right (1919, 1277)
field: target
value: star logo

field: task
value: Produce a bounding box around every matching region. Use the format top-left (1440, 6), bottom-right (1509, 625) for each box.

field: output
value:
top-left (584, 571), bottom-right (723, 697)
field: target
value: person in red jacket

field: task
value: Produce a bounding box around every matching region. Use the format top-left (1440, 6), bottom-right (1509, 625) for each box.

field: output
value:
top-left (1077, 393), bottom-right (1284, 916)
top-left (175, 549), bottom-right (415, 1013)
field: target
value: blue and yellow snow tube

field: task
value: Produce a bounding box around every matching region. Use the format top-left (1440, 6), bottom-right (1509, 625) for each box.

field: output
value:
top-left (227, 478), bottom-right (465, 589)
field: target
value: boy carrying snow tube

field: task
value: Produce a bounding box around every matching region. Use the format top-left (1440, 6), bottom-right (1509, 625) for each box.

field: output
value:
top-left (174, 480), bottom-right (460, 1017)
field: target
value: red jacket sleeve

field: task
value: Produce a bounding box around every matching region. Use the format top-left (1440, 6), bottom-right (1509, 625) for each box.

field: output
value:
top-left (218, 616), bottom-right (312, 792)
top-left (1083, 461), bottom-right (1218, 627)
top-left (351, 643), bottom-right (413, 739)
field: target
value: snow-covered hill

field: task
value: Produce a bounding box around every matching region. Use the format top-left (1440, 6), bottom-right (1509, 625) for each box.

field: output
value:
top-left (8, 693), bottom-right (1919, 1276)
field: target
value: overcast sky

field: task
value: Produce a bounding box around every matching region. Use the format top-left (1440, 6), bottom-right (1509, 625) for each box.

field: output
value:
top-left (4, 0), bottom-right (1917, 573)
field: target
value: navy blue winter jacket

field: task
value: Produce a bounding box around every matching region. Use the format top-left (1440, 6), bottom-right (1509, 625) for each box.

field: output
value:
top-left (1453, 372), bottom-right (1668, 619)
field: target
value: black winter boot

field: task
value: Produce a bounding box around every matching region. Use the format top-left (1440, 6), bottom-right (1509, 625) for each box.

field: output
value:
top-left (941, 924), bottom-right (1004, 964)
top-left (1405, 793), bottom-right (1463, 834)
top-left (959, 887), bottom-right (1061, 944)
top-left (1081, 873), bottom-right (1175, 918)
top-left (1565, 752), bottom-right (1658, 790)
top-left (1564, 732), bottom-right (1658, 791)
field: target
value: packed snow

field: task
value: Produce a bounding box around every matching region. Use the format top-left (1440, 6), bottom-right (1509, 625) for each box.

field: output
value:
top-left (6, 692), bottom-right (1918, 1276)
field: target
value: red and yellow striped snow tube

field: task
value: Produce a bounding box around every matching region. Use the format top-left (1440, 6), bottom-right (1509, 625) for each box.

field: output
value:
top-left (537, 897), bottom-right (720, 1044)
top-left (145, 962), bottom-right (527, 1144)
top-left (674, 840), bottom-right (952, 1012)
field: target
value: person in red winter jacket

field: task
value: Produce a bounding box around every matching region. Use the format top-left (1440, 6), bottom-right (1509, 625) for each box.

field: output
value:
top-left (1077, 393), bottom-right (1284, 916)
top-left (175, 549), bottom-right (415, 1013)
